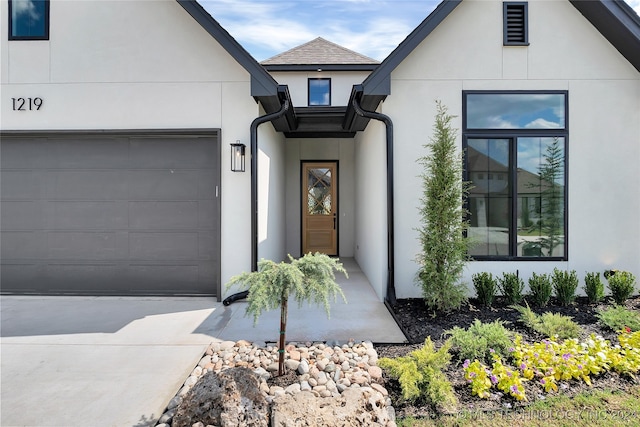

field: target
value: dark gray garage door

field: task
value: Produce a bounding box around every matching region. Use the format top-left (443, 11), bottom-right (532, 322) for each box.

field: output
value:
top-left (1, 131), bottom-right (220, 297)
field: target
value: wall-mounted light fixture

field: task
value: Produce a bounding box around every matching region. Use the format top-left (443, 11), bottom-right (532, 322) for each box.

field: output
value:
top-left (230, 141), bottom-right (246, 172)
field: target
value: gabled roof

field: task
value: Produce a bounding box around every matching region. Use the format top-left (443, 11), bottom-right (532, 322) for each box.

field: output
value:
top-left (361, 0), bottom-right (640, 99)
top-left (261, 37), bottom-right (379, 71)
top-left (570, 0), bottom-right (640, 72)
top-left (176, 0), bottom-right (289, 115)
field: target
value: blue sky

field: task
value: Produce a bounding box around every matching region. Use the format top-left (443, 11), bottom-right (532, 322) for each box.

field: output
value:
top-left (199, 0), bottom-right (640, 62)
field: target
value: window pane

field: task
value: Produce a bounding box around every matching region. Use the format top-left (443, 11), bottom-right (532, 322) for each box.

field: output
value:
top-left (517, 137), bottom-right (565, 257)
top-left (11, 0), bottom-right (47, 38)
top-left (467, 139), bottom-right (511, 256)
top-left (309, 79), bottom-right (330, 106)
top-left (466, 93), bottom-right (565, 129)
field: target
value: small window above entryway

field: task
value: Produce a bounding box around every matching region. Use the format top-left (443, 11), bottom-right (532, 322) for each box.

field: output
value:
top-left (503, 2), bottom-right (529, 46)
top-left (308, 78), bottom-right (331, 106)
top-left (9, 0), bottom-right (50, 40)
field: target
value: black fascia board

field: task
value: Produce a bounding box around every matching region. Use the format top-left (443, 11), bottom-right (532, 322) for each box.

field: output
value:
top-left (176, 0), bottom-right (279, 99)
top-left (262, 64), bottom-right (379, 72)
top-left (361, 0), bottom-right (462, 97)
top-left (570, 0), bottom-right (640, 72)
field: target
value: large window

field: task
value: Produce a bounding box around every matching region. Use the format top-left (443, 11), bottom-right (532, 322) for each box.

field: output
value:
top-left (9, 0), bottom-right (49, 40)
top-left (463, 91), bottom-right (568, 260)
top-left (308, 78), bottom-right (331, 106)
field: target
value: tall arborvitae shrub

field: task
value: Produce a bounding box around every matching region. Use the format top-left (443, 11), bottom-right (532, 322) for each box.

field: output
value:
top-left (415, 101), bottom-right (473, 312)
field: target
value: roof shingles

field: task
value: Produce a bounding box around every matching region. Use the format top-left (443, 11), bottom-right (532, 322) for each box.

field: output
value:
top-left (261, 37), bottom-right (379, 66)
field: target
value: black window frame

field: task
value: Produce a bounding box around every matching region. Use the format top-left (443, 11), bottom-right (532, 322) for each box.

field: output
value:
top-left (308, 78), bottom-right (331, 106)
top-left (462, 90), bottom-right (569, 261)
top-left (8, 0), bottom-right (50, 41)
top-left (503, 2), bottom-right (529, 46)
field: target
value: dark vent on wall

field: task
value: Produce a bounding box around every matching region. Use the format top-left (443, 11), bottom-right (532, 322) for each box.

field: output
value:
top-left (504, 2), bottom-right (529, 45)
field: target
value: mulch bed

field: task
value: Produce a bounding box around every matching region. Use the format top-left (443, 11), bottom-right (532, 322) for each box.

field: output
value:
top-left (376, 295), bottom-right (640, 419)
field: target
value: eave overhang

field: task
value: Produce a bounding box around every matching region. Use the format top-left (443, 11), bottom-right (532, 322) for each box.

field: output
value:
top-left (570, 0), bottom-right (640, 72)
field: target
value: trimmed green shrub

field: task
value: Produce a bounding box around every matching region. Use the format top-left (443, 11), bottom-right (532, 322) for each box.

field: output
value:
top-left (514, 302), bottom-right (580, 340)
top-left (499, 272), bottom-right (525, 305)
top-left (378, 338), bottom-right (457, 413)
top-left (472, 272), bottom-right (498, 307)
top-left (584, 272), bottom-right (605, 304)
top-left (606, 270), bottom-right (637, 305)
top-left (552, 268), bottom-right (579, 306)
top-left (528, 272), bottom-right (553, 307)
top-left (444, 319), bottom-right (514, 364)
top-left (597, 305), bottom-right (640, 332)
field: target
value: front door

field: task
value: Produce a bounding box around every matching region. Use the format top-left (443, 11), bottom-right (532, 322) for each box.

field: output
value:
top-left (302, 162), bottom-right (338, 255)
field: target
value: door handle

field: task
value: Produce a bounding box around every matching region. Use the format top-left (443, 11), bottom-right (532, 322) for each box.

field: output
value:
top-left (333, 213), bottom-right (337, 230)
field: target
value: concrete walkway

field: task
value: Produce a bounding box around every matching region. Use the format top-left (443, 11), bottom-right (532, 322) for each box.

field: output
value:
top-left (0, 258), bottom-right (405, 427)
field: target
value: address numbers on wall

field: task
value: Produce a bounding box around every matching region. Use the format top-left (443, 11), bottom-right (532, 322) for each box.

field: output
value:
top-left (12, 97), bottom-right (43, 111)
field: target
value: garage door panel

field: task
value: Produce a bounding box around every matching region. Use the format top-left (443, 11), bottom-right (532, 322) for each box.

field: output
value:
top-left (1, 201), bottom-right (44, 230)
top-left (198, 170), bottom-right (217, 199)
top-left (129, 138), bottom-right (216, 168)
top-left (46, 171), bottom-right (128, 200)
top-left (129, 201), bottom-right (199, 229)
top-left (48, 137), bottom-right (129, 169)
top-left (48, 201), bottom-right (128, 230)
top-left (198, 200), bottom-right (215, 229)
top-left (128, 170), bottom-right (199, 200)
top-left (0, 138), bottom-right (49, 169)
top-left (0, 132), bottom-right (220, 297)
top-left (1, 171), bottom-right (45, 200)
top-left (129, 232), bottom-right (199, 260)
top-left (1, 232), bottom-right (47, 259)
top-left (48, 232), bottom-right (119, 260)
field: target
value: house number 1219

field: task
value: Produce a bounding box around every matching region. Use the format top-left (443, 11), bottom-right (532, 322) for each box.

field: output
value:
top-left (12, 97), bottom-right (43, 111)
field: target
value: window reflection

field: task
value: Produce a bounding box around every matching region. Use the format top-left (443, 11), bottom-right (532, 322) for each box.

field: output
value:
top-left (466, 93), bottom-right (565, 129)
top-left (10, 0), bottom-right (48, 39)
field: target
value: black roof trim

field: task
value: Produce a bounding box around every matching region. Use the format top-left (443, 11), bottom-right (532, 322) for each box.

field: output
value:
top-left (570, 0), bottom-right (640, 72)
top-left (263, 64), bottom-right (379, 72)
top-left (361, 0), bottom-right (462, 96)
top-left (176, 0), bottom-right (279, 98)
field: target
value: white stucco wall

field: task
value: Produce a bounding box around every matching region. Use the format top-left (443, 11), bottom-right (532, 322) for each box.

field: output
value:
top-left (0, 0), bottom-right (269, 297)
top-left (284, 138), bottom-right (356, 258)
top-left (354, 119), bottom-right (388, 300)
top-left (269, 71), bottom-right (372, 107)
top-left (380, 0), bottom-right (640, 298)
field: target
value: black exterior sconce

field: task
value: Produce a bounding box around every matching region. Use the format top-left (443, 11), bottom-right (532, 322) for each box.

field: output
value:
top-left (230, 141), bottom-right (246, 172)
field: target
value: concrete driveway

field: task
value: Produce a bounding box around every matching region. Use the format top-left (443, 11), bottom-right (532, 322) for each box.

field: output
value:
top-left (0, 259), bottom-right (405, 427)
top-left (1, 296), bottom-right (220, 427)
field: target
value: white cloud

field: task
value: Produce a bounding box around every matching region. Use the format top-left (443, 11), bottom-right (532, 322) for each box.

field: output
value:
top-left (525, 118), bottom-right (561, 129)
top-left (13, 0), bottom-right (39, 19)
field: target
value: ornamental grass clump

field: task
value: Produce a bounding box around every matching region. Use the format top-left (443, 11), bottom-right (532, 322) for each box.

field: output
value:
top-left (499, 272), bottom-right (525, 305)
top-left (444, 319), bottom-right (514, 364)
top-left (596, 305), bottom-right (640, 332)
top-left (528, 272), bottom-right (553, 307)
top-left (379, 337), bottom-right (457, 413)
top-left (606, 270), bottom-right (637, 305)
top-left (514, 302), bottom-right (580, 340)
top-left (472, 272), bottom-right (498, 307)
top-left (226, 252), bottom-right (347, 376)
top-left (584, 272), bottom-right (605, 304)
top-left (552, 268), bottom-right (579, 306)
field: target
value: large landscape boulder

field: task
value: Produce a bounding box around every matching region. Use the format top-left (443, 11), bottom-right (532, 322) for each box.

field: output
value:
top-left (172, 367), bottom-right (269, 427)
top-left (270, 387), bottom-right (395, 427)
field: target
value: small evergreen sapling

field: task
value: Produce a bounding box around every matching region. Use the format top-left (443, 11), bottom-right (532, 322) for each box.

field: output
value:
top-left (415, 101), bottom-right (473, 312)
top-left (584, 272), bottom-right (605, 304)
top-left (472, 272), bottom-right (498, 307)
top-left (499, 272), bottom-right (525, 305)
top-left (528, 272), bottom-right (553, 307)
top-left (227, 253), bottom-right (347, 376)
top-left (606, 270), bottom-right (637, 305)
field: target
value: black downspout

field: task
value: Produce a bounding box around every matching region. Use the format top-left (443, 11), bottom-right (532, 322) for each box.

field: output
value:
top-left (222, 94), bottom-right (290, 306)
top-left (352, 90), bottom-right (396, 305)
